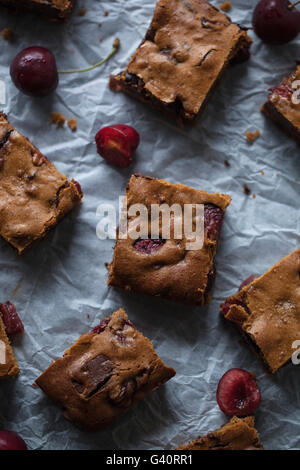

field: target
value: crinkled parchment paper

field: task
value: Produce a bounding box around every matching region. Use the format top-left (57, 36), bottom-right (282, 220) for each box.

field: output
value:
top-left (0, 0), bottom-right (300, 450)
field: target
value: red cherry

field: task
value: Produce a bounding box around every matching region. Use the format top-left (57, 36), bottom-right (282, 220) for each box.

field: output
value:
top-left (0, 430), bottom-right (27, 450)
top-left (253, 0), bottom-right (300, 44)
top-left (10, 46), bottom-right (58, 97)
top-left (239, 275), bottom-right (256, 291)
top-left (216, 369), bottom-right (261, 417)
top-left (0, 301), bottom-right (24, 336)
top-left (95, 124), bottom-right (140, 168)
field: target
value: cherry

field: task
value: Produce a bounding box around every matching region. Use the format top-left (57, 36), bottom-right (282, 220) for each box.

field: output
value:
top-left (134, 238), bottom-right (165, 254)
top-left (204, 204), bottom-right (224, 241)
top-left (239, 275), bottom-right (256, 291)
top-left (95, 124), bottom-right (140, 168)
top-left (0, 430), bottom-right (27, 450)
top-left (216, 369), bottom-right (261, 417)
top-left (10, 46), bottom-right (58, 97)
top-left (0, 301), bottom-right (24, 336)
top-left (252, 0), bottom-right (300, 44)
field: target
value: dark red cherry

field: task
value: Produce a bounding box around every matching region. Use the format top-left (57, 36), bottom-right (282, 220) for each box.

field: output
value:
top-left (10, 46), bottom-right (58, 97)
top-left (252, 0), bottom-right (300, 44)
top-left (217, 369), bottom-right (261, 417)
top-left (0, 430), bottom-right (27, 450)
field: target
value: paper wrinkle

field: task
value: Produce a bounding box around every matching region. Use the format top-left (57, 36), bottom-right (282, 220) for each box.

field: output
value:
top-left (0, 0), bottom-right (300, 450)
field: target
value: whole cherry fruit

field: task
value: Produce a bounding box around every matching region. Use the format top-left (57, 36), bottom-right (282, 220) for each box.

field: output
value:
top-left (95, 124), bottom-right (140, 168)
top-left (0, 430), bottom-right (27, 450)
top-left (216, 369), bottom-right (261, 417)
top-left (253, 0), bottom-right (300, 44)
top-left (10, 46), bottom-right (58, 97)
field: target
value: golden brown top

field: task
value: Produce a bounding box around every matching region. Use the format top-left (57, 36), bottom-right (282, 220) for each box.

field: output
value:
top-left (126, 0), bottom-right (247, 117)
top-left (0, 113), bottom-right (82, 254)
top-left (35, 309), bottom-right (175, 431)
top-left (108, 174), bottom-right (231, 306)
top-left (0, 317), bottom-right (19, 378)
top-left (178, 416), bottom-right (263, 450)
top-left (223, 248), bottom-right (300, 373)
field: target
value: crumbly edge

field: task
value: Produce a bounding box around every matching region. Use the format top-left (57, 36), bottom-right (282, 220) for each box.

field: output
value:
top-left (262, 101), bottom-right (300, 144)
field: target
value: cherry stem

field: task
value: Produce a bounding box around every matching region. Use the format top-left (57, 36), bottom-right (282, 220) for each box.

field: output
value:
top-left (58, 39), bottom-right (120, 74)
top-left (289, 1), bottom-right (300, 9)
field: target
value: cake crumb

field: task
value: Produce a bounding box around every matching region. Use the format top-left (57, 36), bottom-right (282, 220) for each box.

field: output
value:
top-left (243, 184), bottom-right (251, 196)
top-left (224, 159), bottom-right (231, 168)
top-left (78, 8), bottom-right (86, 16)
top-left (50, 112), bottom-right (66, 128)
top-left (220, 1), bottom-right (231, 12)
top-left (68, 118), bottom-right (77, 132)
top-left (104, 10), bottom-right (109, 17)
top-left (260, 169), bottom-right (264, 175)
top-left (1, 28), bottom-right (14, 41)
top-left (98, 23), bottom-right (102, 27)
top-left (99, 36), bottom-right (103, 42)
top-left (245, 130), bottom-right (260, 143)
top-left (252, 193), bottom-right (256, 199)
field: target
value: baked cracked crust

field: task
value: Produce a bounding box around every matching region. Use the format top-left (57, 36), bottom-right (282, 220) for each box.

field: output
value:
top-left (221, 248), bottom-right (300, 373)
top-left (178, 416), bottom-right (263, 450)
top-left (108, 174), bottom-right (231, 306)
top-left (262, 65), bottom-right (300, 143)
top-left (110, 0), bottom-right (251, 125)
top-left (0, 113), bottom-right (83, 255)
top-left (0, 0), bottom-right (76, 21)
top-left (0, 316), bottom-right (19, 378)
top-left (35, 308), bottom-right (176, 431)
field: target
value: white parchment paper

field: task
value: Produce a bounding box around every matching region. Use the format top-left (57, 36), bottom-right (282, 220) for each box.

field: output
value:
top-left (0, 0), bottom-right (300, 450)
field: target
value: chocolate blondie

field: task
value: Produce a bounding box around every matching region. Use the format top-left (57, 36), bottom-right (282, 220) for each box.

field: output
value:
top-left (108, 174), bottom-right (231, 306)
top-left (178, 416), bottom-right (263, 450)
top-left (35, 309), bottom-right (176, 431)
top-left (0, 113), bottom-right (82, 255)
top-left (0, 316), bottom-right (19, 378)
top-left (221, 248), bottom-right (300, 373)
top-left (0, 0), bottom-right (76, 21)
top-left (110, 0), bottom-right (251, 125)
top-left (262, 65), bottom-right (300, 143)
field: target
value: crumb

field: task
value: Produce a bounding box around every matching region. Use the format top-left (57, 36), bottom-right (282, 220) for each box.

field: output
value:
top-left (113, 37), bottom-right (120, 49)
top-left (224, 159), bottom-right (231, 168)
top-left (87, 314), bottom-right (90, 319)
top-left (220, 1), bottom-right (231, 12)
top-left (260, 169), bottom-right (264, 175)
top-left (78, 8), bottom-right (86, 16)
top-left (1, 28), bottom-right (14, 41)
top-left (68, 118), bottom-right (77, 132)
top-left (104, 10), bottom-right (109, 17)
top-left (50, 112), bottom-right (66, 128)
top-left (245, 130), bottom-right (260, 143)
top-left (98, 23), bottom-right (102, 27)
top-left (252, 193), bottom-right (256, 199)
top-left (243, 184), bottom-right (251, 196)
top-left (99, 36), bottom-right (103, 42)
